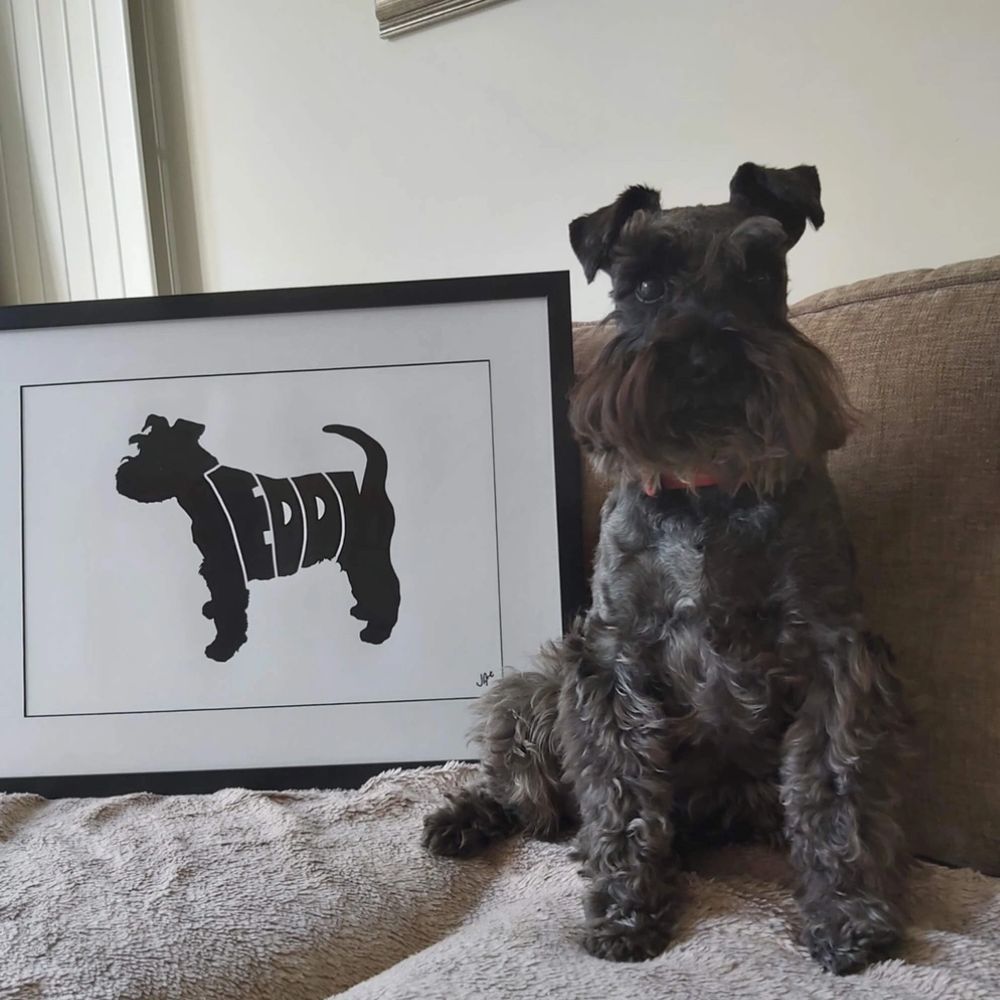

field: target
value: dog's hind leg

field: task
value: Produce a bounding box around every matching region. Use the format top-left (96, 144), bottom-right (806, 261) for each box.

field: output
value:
top-left (323, 425), bottom-right (400, 644)
top-left (423, 648), bottom-right (573, 857)
top-left (341, 545), bottom-right (399, 645)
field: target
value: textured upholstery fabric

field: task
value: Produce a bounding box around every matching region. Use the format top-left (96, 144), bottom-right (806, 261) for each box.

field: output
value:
top-left (572, 256), bottom-right (1000, 873)
top-left (2, 765), bottom-right (999, 999)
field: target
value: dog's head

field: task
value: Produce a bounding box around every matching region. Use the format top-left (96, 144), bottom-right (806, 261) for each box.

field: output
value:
top-left (568, 162), bottom-right (854, 492)
top-left (116, 415), bottom-right (217, 502)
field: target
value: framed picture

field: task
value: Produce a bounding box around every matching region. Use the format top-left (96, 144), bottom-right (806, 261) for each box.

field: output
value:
top-left (0, 272), bottom-right (582, 796)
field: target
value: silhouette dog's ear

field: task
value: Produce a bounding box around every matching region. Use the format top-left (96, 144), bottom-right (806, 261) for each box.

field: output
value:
top-left (142, 414), bottom-right (169, 434)
top-left (172, 418), bottom-right (206, 442)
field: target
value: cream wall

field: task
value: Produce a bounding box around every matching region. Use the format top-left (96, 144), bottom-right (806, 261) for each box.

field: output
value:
top-left (147, 0), bottom-right (1000, 319)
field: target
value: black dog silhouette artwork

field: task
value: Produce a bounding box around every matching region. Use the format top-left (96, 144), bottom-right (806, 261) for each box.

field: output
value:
top-left (116, 415), bottom-right (400, 662)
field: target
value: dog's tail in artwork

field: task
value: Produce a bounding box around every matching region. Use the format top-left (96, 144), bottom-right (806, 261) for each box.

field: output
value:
top-left (322, 424), bottom-right (388, 503)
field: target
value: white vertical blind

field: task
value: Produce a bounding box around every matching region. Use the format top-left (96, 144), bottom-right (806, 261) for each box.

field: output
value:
top-left (0, 0), bottom-right (155, 304)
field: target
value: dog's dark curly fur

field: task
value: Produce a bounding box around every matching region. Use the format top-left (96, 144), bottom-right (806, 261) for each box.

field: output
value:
top-left (423, 162), bottom-right (910, 975)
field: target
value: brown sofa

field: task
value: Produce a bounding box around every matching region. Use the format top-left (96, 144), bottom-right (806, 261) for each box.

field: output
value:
top-left (574, 254), bottom-right (1000, 875)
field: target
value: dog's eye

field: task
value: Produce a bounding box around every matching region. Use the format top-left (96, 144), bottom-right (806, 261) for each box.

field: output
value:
top-left (635, 278), bottom-right (665, 303)
top-left (745, 260), bottom-right (780, 285)
top-left (747, 269), bottom-right (774, 287)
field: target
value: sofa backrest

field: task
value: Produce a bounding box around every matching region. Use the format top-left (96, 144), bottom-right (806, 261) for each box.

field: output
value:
top-left (571, 255), bottom-right (1000, 873)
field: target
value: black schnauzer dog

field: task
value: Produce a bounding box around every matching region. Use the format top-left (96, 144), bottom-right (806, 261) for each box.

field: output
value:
top-left (423, 163), bottom-right (910, 975)
top-left (117, 416), bottom-right (399, 661)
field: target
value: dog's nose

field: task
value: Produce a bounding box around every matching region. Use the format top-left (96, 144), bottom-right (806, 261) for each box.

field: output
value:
top-left (688, 341), bottom-right (725, 381)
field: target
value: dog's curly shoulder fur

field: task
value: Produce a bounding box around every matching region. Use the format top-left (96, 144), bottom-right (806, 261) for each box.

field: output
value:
top-left (423, 162), bottom-right (910, 976)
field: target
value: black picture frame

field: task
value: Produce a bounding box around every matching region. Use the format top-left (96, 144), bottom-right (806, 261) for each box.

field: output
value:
top-left (0, 271), bottom-right (583, 797)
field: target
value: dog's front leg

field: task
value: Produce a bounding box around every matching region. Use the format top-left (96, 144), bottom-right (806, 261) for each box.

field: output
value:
top-left (781, 631), bottom-right (908, 975)
top-left (199, 556), bottom-right (249, 663)
top-left (559, 625), bottom-right (678, 962)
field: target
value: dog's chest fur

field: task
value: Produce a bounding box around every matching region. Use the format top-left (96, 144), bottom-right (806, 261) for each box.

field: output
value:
top-left (589, 477), bottom-right (840, 750)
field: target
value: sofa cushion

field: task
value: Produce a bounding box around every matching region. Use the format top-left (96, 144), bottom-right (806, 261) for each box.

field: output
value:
top-left (572, 255), bottom-right (1000, 873)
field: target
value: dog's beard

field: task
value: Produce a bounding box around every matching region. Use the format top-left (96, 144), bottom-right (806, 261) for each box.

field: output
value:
top-left (569, 321), bottom-right (856, 493)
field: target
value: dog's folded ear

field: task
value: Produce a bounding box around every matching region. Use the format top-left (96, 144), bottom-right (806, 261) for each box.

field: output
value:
top-left (569, 185), bottom-right (661, 282)
top-left (172, 418), bottom-right (206, 441)
top-left (729, 163), bottom-right (824, 247)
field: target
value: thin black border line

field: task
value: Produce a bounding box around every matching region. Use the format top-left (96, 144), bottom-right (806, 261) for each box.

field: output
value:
top-left (21, 356), bottom-right (492, 390)
top-left (1, 271), bottom-right (582, 797)
top-left (486, 359), bottom-right (504, 680)
top-left (22, 358), bottom-right (501, 719)
top-left (28, 695), bottom-right (476, 719)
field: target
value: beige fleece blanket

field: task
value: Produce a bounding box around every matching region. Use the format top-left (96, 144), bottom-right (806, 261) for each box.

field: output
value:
top-left (1, 764), bottom-right (997, 1000)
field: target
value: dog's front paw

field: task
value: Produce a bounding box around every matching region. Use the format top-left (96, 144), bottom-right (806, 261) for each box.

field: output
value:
top-left (359, 622), bottom-right (393, 644)
top-left (803, 919), bottom-right (899, 975)
top-left (205, 636), bottom-right (243, 662)
top-left (423, 806), bottom-right (480, 857)
top-left (583, 907), bottom-right (672, 962)
top-left (422, 788), bottom-right (517, 858)
top-left (422, 806), bottom-right (494, 858)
